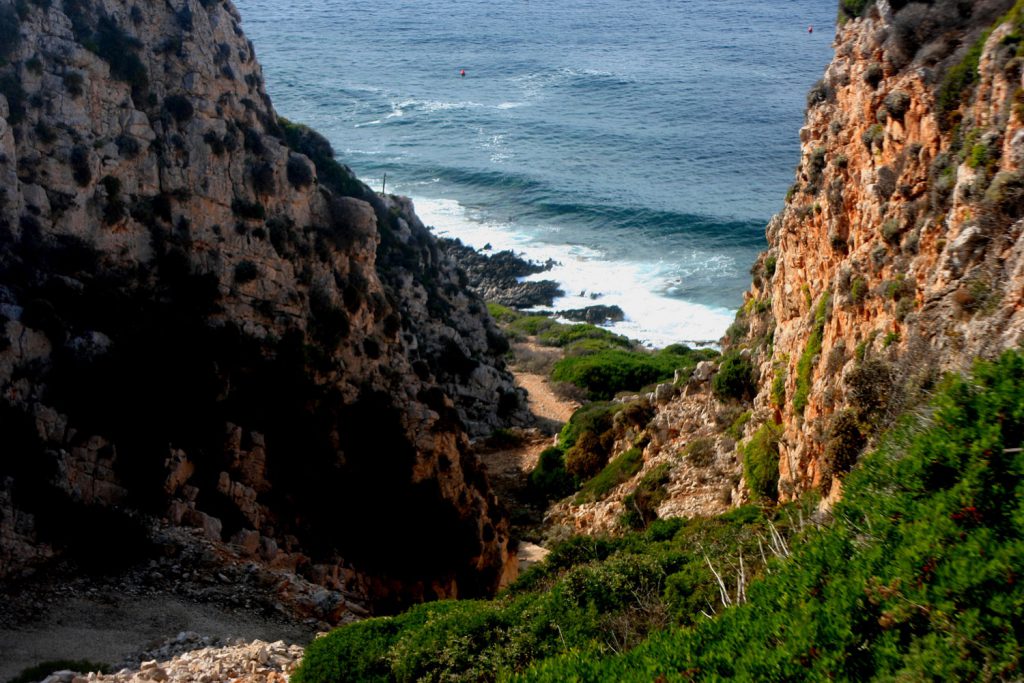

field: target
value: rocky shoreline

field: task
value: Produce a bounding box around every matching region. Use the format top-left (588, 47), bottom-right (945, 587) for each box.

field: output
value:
top-left (439, 238), bottom-right (628, 326)
top-left (439, 238), bottom-right (564, 308)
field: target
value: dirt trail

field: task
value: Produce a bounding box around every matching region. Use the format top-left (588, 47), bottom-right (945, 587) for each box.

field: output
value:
top-left (478, 361), bottom-right (580, 569)
top-left (515, 371), bottom-right (578, 424)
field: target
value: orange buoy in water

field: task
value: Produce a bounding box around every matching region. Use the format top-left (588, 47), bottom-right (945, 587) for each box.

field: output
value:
top-left (808, 25), bottom-right (813, 33)
top-left (460, 69), bottom-right (466, 77)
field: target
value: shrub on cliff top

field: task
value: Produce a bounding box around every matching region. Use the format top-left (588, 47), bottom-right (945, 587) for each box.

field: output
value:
top-left (839, 0), bottom-right (873, 19)
top-left (279, 117), bottom-right (367, 199)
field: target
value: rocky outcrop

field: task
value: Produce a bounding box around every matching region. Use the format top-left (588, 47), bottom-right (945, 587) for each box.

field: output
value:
top-left (440, 238), bottom-right (564, 308)
top-left (739, 0), bottom-right (1024, 501)
top-left (557, 304), bottom-right (625, 325)
top-left (0, 0), bottom-right (527, 613)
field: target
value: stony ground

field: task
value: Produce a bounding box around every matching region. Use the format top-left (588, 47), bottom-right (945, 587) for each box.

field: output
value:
top-left (3, 352), bottom-right (572, 683)
top-left (33, 633), bottom-right (306, 683)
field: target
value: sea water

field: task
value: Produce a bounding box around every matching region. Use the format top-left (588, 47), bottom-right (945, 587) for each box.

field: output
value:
top-left (233, 0), bottom-right (836, 346)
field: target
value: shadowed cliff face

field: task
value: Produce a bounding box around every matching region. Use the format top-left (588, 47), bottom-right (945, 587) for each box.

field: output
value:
top-left (734, 0), bottom-right (1024, 503)
top-left (0, 0), bottom-right (527, 612)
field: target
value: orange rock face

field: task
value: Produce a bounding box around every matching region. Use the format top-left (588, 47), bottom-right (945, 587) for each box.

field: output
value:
top-left (748, 6), bottom-right (1024, 502)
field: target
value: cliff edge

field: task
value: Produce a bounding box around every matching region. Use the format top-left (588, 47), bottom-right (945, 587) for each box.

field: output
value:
top-left (0, 0), bottom-right (528, 614)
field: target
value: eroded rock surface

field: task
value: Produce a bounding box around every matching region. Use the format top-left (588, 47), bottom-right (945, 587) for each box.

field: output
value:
top-left (0, 0), bottom-right (528, 613)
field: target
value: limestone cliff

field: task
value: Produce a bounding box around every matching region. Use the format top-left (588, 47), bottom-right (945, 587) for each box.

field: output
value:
top-left (745, 0), bottom-right (1024, 502)
top-left (542, 0), bottom-right (1024, 534)
top-left (0, 0), bottom-right (527, 613)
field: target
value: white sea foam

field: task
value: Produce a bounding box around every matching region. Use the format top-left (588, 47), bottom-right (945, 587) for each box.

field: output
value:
top-left (411, 195), bottom-right (734, 348)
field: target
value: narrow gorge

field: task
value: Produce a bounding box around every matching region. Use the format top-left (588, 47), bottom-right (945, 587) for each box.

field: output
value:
top-left (4, 0), bottom-right (1024, 680)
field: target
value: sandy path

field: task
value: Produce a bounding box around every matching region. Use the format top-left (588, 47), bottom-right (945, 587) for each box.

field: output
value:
top-left (515, 371), bottom-right (579, 425)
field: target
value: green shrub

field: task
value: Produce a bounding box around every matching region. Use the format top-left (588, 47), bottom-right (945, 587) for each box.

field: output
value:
top-left (763, 255), bottom-right (777, 279)
top-left (231, 198), bottom-right (265, 220)
top-left (861, 123), bottom-right (885, 151)
top-left (537, 323), bottom-right (630, 349)
top-left (937, 31), bottom-right (987, 131)
top-left (529, 447), bottom-right (575, 501)
top-left (864, 62), bottom-right (884, 88)
top-left (63, 71), bottom-right (85, 97)
top-left (507, 314), bottom-right (557, 338)
top-left (741, 423), bottom-right (780, 501)
top-left (792, 294), bottom-right (830, 414)
top-left (846, 356), bottom-right (892, 416)
top-left (682, 437), bottom-right (715, 467)
top-left (279, 117), bottom-right (367, 199)
top-left (287, 154), bottom-right (314, 188)
top-left (821, 408), bottom-right (864, 487)
top-left (882, 90), bottom-right (910, 120)
top-left (770, 360), bottom-right (787, 407)
top-left (0, 5), bottom-right (20, 64)
top-left (725, 410), bottom-right (752, 440)
top-left (0, 72), bottom-right (26, 124)
top-left (69, 145), bottom-right (91, 186)
top-left (486, 302), bottom-right (520, 324)
top-left (839, 0), bottom-right (873, 20)
top-left (552, 346), bottom-right (711, 401)
top-left (620, 463), bottom-right (671, 530)
top-left (881, 218), bottom-right (901, 243)
top-left (711, 351), bottom-right (755, 402)
top-left (91, 16), bottom-right (149, 92)
top-left (292, 612), bottom-right (406, 683)
top-left (576, 447), bottom-right (644, 503)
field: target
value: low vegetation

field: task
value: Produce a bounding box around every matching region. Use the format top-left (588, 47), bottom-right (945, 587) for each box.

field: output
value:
top-left (296, 351), bottom-right (1024, 681)
top-left (294, 504), bottom-right (810, 683)
top-left (493, 306), bottom-right (716, 400)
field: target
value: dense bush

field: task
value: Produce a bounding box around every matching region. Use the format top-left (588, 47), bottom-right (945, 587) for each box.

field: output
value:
top-left (231, 198), bottom-right (265, 220)
top-left (8, 660), bottom-right (112, 683)
top-left (937, 31), bottom-right (987, 130)
top-left (575, 447), bottom-right (643, 503)
top-left (710, 351), bottom-right (755, 402)
top-left (882, 89), bottom-right (911, 120)
top-left (552, 345), bottom-right (715, 400)
top-left (279, 117), bottom-right (367, 198)
top-left (287, 154), bottom-right (314, 188)
top-left (90, 17), bottom-right (148, 92)
top-left (792, 293), bottom-right (829, 414)
top-left (529, 447), bottom-right (575, 501)
top-left (620, 463), bottom-right (671, 530)
top-left (821, 408), bottom-right (865, 487)
top-left (233, 260), bottom-right (259, 284)
top-left (741, 422), bottom-right (780, 501)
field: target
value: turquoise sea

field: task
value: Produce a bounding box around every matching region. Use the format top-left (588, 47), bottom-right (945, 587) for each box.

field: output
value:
top-left (234, 0), bottom-right (836, 345)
